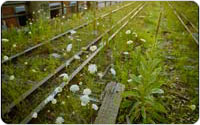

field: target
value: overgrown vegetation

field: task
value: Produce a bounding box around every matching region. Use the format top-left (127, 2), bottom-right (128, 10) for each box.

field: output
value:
top-left (1, 1), bottom-right (198, 124)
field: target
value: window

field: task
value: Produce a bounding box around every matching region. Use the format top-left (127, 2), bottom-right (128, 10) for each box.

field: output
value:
top-left (15, 5), bottom-right (27, 26)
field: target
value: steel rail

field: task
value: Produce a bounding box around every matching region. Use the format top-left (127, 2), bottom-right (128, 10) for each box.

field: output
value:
top-left (168, 2), bottom-right (198, 45)
top-left (20, 3), bottom-right (146, 124)
top-left (2, 2), bottom-right (135, 64)
top-left (2, 2), bottom-right (138, 116)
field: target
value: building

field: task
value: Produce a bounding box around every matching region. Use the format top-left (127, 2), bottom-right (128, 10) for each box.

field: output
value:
top-left (1, 1), bottom-right (120, 29)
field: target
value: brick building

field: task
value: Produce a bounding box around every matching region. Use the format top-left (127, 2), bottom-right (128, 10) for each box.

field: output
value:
top-left (1, 1), bottom-right (119, 29)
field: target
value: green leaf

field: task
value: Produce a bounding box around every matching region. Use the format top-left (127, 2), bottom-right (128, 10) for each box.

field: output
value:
top-left (122, 91), bottom-right (139, 98)
top-left (129, 101), bottom-right (141, 116)
top-left (153, 102), bottom-right (167, 113)
top-left (130, 74), bottom-right (142, 84)
top-left (151, 88), bottom-right (164, 94)
top-left (141, 106), bottom-right (147, 123)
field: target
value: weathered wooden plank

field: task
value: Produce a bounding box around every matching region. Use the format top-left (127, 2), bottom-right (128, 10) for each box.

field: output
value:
top-left (95, 82), bottom-right (125, 124)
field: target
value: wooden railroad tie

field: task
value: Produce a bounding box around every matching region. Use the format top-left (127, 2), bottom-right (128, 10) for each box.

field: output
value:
top-left (95, 82), bottom-right (125, 124)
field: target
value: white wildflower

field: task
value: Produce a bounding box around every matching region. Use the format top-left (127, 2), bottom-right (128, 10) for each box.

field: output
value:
top-left (32, 69), bottom-right (37, 72)
top-left (83, 88), bottom-right (91, 95)
top-left (97, 22), bottom-right (100, 26)
top-left (132, 32), bottom-right (137, 37)
top-left (88, 64), bottom-right (97, 74)
top-left (55, 87), bottom-right (62, 93)
top-left (32, 112), bottom-right (38, 118)
top-left (97, 72), bottom-right (103, 79)
top-left (12, 44), bottom-right (17, 48)
top-left (189, 104), bottom-right (196, 111)
top-left (2, 38), bottom-right (9, 42)
top-left (61, 101), bottom-right (65, 105)
top-left (127, 79), bottom-right (132, 83)
top-left (80, 95), bottom-right (90, 106)
top-left (125, 30), bottom-right (131, 34)
top-left (24, 62), bottom-right (28, 65)
top-left (3, 55), bottom-right (9, 61)
top-left (82, 47), bottom-right (87, 51)
top-left (70, 84), bottom-right (80, 93)
top-left (140, 38), bottom-right (146, 42)
top-left (123, 52), bottom-right (129, 55)
top-left (59, 73), bottom-right (69, 81)
top-left (66, 44), bottom-right (72, 52)
top-left (51, 98), bottom-right (57, 104)
top-left (29, 22), bottom-right (32, 25)
top-left (55, 116), bottom-right (64, 124)
top-left (89, 45), bottom-right (97, 52)
top-left (77, 39), bottom-right (82, 41)
top-left (70, 30), bottom-right (76, 34)
top-left (62, 15), bottom-right (65, 19)
top-left (28, 31), bottom-right (32, 35)
top-left (74, 55), bottom-right (81, 60)
top-left (92, 104), bottom-right (98, 110)
top-left (110, 68), bottom-right (116, 76)
top-left (9, 75), bottom-right (15, 81)
top-left (127, 40), bottom-right (133, 44)
top-left (68, 35), bottom-right (73, 40)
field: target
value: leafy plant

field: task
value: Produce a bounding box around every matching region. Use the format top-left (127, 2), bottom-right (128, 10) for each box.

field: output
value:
top-left (122, 47), bottom-right (166, 123)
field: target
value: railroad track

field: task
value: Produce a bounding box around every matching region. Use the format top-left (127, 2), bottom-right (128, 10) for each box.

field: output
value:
top-left (20, 3), bottom-right (146, 124)
top-left (2, 3), bottom-right (145, 123)
top-left (2, 2), bottom-right (134, 64)
top-left (168, 2), bottom-right (199, 45)
top-left (2, 2), bottom-right (138, 116)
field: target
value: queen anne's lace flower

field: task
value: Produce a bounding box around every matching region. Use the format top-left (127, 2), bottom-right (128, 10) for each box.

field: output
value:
top-left (127, 40), bottom-right (133, 44)
top-left (127, 79), bottom-right (132, 83)
top-left (80, 95), bottom-right (90, 106)
top-left (88, 64), bottom-right (97, 74)
top-left (24, 62), bottom-right (28, 65)
top-left (12, 44), bottom-right (17, 48)
top-left (59, 73), bottom-right (69, 81)
top-left (66, 44), bottom-right (72, 52)
top-left (140, 38), bottom-right (146, 42)
top-left (70, 30), bottom-right (76, 34)
top-left (132, 32), bottom-right (138, 37)
top-left (92, 104), bottom-right (98, 110)
top-left (2, 38), bottom-right (9, 42)
top-left (89, 45), bottom-right (97, 52)
top-left (9, 75), bottom-right (15, 81)
top-left (110, 68), bottom-right (116, 76)
top-left (55, 87), bottom-right (62, 93)
top-left (70, 84), bottom-right (80, 93)
top-left (32, 112), bottom-right (38, 118)
top-left (61, 101), bottom-right (65, 105)
top-left (51, 99), bottom-right (57, 104)
top-left (97, 72), bottom-right (103, 79)
top-left (83, 88), bottom-right (91, 95)
top-left (123, 52), bottom-right (129, 55)
top-left (125, 30), bottom-right (131, 34)
top-left (55, 116), bottom-right (64, 124)
top-left (3, 56), bottom-right (9, 61)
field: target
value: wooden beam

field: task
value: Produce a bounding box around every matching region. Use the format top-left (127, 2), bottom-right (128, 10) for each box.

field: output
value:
top-left (95, 82), bottom-right (125, 124)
